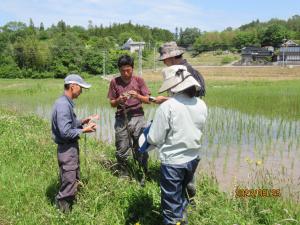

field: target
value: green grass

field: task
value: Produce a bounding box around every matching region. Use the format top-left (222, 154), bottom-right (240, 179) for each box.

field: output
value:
top-left (0, 109), bottom-right (299, 224)
top-left (205, 79), bottom-right (300, 120)
top-left (184, 52), bottom-right (240, 66)
top-left (148, 78), bottom-right (300, 120)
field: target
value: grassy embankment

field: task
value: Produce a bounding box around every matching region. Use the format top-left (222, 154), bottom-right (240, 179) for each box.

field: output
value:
top-left (142, 51), bottom-right (240, 72)
top-left (0, 109), bottom-right (299, 225)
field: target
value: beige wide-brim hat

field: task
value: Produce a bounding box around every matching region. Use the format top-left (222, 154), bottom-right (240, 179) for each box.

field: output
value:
top-left (158, 65), bottom-right (200, 93)
top-left (158, 41), bottom-right (184, 61)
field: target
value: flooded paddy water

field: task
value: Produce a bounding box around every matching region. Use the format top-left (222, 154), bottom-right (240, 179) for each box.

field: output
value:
top-left (23, 103), bottom-right (300, 201)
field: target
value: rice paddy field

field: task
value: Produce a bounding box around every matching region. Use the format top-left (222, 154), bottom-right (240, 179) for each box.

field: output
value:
top-left (1, 66), bottom-right (300, 224)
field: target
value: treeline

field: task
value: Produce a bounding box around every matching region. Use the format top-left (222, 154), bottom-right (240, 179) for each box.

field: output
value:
top-left (0, 19), bottom-right (173, 78)
top-left (1, 15), bottom-right (300, 79)
top-left (176, 15), bottom-right (300, 54)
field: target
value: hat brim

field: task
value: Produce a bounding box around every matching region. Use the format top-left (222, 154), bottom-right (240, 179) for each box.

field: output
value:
top-left (170, 76), bottom-right (200, 93)
top-left (158, 50), bottom-right (184, 61)
top-left (66, 81), bottom-right (91, 89)
top-left (158, 75), bottom-right (182, 93)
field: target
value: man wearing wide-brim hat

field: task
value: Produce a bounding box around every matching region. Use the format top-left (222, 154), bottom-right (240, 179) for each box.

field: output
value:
top-left (157, 41), bottom-right (205, 99)
top-left (146, 65), bottom-right (207, 225)
top-left (156, 41), bottom-right (206, 203)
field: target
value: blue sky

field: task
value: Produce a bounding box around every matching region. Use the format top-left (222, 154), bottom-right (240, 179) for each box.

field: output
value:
top-left (0, 0), bottom-right (299, 32)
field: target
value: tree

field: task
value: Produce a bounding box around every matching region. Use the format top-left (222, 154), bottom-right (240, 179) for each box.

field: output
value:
top-left (50, 32), bottom-right (84, 75)
top-left (2, 21), bottom-right (27, 42)
top-left (175, 27), bottom-right (179, 41)
top-left (193, 32), bottom-right (222, 53)
top-left (233, 30), bottom-right (260, 49)
top-left (39, 22), bottom-right (44, 31)
top-left (38, 22), bottom-right (48, 40)
top-left (13, 36), bottom-right (48, 71)
top-left (28, 18), bottom-right (35, 35)
top-left (57, 20), bottom-right (67, 34)
top-left (178, 27), bottom-right (201, 47)
top-left (261, 24), bottom-right (291, 47)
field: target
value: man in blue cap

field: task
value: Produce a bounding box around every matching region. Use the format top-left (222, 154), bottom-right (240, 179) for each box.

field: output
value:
top-left (51, 74), bottom-right (99, 213)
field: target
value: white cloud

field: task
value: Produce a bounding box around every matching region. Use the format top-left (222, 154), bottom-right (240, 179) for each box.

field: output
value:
top-left (1, 0), bottom-right (298, 31)
top-left (0, 0), bottom-right (208, 31)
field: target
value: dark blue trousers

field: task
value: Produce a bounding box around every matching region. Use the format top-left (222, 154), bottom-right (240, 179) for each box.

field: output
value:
top-left (160, 157), bottom-right (200, 225)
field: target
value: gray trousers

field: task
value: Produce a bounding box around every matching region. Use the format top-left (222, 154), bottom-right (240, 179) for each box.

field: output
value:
top-left (114, 115), bottom-right (148, 169)
top-left (56, 142), bottom-right (80, 200)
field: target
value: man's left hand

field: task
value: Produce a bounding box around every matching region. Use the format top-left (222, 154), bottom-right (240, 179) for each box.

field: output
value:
top-left (128, 90), bottom-right (139, 99)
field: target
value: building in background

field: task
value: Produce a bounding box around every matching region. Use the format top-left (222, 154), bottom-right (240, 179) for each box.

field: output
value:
top-left (278, 40), bottom-right (300, 65)
top-left (241, 46), bottom-right (274, 65)
top-left (122, 38), bottom-right (145, 53)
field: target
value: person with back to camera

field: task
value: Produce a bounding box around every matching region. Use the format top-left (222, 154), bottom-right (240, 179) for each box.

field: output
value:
top-left (144, 65), bottom-right (207, 225)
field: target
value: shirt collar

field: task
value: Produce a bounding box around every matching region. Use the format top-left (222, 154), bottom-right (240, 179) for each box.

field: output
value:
top-left (64, 95), bottom-right (75, 108)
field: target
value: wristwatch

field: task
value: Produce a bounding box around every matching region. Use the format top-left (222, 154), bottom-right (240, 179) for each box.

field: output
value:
top-left (149, 96), bottom-right (156, 102)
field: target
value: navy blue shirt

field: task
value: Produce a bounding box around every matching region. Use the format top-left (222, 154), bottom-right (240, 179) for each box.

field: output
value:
top-left (51, 95), bottom-right (83, 144)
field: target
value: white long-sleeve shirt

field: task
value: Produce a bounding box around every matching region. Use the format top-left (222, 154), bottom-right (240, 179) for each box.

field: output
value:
top-left (147, 93), bottom-right (207, 165)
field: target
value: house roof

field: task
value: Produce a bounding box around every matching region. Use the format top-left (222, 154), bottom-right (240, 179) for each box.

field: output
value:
top-left (282, 40), bottom-right (298, 47)
top-left (241, 46), bottom-right (272, 56)
top-left (122, 38), bottom-right (145, 49)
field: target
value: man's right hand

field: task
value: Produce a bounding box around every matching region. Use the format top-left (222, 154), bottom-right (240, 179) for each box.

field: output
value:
top-left (83, 122), bottom-right (97, 133)
top-left (117, 95), bottom-right (128, 104)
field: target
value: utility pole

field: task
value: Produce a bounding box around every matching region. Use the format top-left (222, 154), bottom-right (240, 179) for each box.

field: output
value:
top-left (138, 44), bottom-right (142, 76)
top-left (103, 50), bottom-right (106, 76)
top-left (153, 46), bottom-right (156, 72)
top-left (282, 46), bottom-right (285, 67)
top-left (282, 38), bottom-right (287, 67)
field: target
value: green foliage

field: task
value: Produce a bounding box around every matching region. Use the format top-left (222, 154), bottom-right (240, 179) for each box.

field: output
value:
top-left (178, 27), bottom-right (201, 47)
top-left (221, 56), bottom-right (234, 64)
top-left (50, 33), bottom-right (84, 71)
top-left (52, 63), bottom-right (68, 78)
top-left (233, 30), bottom-right (260, 49)
top-left (0, 63), bottom-right (21, 78)
top-left (1, 16), bottom-right (300, 79)
top-left (193, 15), bottom-right (300, 53)
top-left (262, 24), bottom-right (291, 47)
top-left (0, 20), bottom-right (174, 79)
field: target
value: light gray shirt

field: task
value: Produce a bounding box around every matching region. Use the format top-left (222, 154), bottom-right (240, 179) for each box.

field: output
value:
top-left (51, 95), bottom-right (83, 144)
top-left (147, 93), bottom-right (207, 165)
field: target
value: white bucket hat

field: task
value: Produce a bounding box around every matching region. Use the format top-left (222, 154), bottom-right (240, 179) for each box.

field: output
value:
top-left (158, 65), bottom-right (200, 94)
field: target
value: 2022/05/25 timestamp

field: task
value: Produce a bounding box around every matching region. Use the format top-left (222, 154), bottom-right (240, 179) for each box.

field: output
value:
top-left (235, 188), bottom-right (281, 198)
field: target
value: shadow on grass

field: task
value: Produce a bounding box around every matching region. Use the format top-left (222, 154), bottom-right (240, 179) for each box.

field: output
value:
top-left (94, 152), bottom-right (162, 185)
top-left (125, 191), bottom-right (162, 225)
top-left (146, 162), bottom-right (161, 185)
top-left (45, 178), bottom-right (59, 205)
